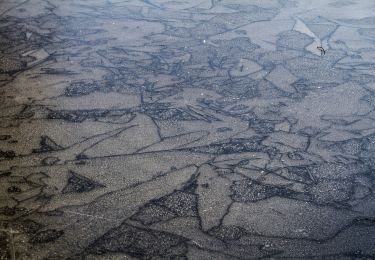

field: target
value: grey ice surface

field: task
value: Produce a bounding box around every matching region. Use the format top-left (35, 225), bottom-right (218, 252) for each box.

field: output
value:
top-left (0, 0), bottom-right (375, 259)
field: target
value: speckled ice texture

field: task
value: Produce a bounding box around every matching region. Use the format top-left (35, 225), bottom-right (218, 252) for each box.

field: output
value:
top-left (0, 0), bottom-right (375, 259)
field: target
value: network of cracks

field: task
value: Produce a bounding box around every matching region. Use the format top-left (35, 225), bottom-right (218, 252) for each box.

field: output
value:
top-left (1, 0), bottom-right (375, 259)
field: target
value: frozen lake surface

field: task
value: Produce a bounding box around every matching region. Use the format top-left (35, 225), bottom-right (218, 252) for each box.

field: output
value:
top-left (0, 0), bottom-right (375, 259)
